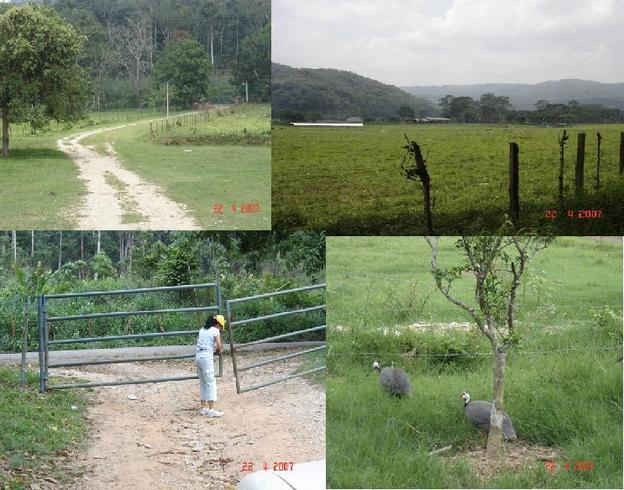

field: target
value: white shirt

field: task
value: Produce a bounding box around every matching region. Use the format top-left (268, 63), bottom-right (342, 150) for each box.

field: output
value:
top-left (196, 326), bottom-right (220, 358)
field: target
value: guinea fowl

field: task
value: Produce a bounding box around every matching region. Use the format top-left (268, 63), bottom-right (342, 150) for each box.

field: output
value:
top-left (373, 361), bottom-right (411, 396)
top-left (460, 391), bottom-right (517, 441)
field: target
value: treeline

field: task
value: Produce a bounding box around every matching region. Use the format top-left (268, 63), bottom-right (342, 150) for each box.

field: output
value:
top-left (2, 0), bottom-right (270, 109)
top-left (439, 94), bottom-right (623, 124)
top-left (272, 63), bottom-right (434, 122)
top-left (0, 231), bottom-right (326, 352)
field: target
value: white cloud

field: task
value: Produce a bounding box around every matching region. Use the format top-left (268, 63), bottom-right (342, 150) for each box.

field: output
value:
top-left (273, 0), bottom-right (624, 84)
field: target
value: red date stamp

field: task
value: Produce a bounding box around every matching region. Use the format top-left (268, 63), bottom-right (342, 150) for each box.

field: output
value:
top-left (213, 203), bottom-right (261, 214)
top-left (544, 460), bottom-right (594, 473)
top-left (241, 461), bottom-right (295, 472)
top-left (545, 209), bottom-right (602, 220)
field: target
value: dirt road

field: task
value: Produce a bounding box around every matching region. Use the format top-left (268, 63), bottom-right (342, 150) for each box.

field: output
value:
top-left (48, 351), bottom-right (324, 489)
top-left (57, 122), bottom-right (198, 230)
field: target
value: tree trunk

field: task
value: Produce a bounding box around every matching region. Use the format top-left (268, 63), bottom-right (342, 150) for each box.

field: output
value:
top-left (210, 25), bottom-right (215, 65)
top-left (31, 231), bottom-right (35, 261)
top-left (1, 106), bottom-right (9, 157)
top-left (19, 296), bottom-right (31, 389)
top-left (486, 345), bottom-right (506, 459)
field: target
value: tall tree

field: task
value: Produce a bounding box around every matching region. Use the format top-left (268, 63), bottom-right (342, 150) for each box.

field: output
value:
top-left (232, 23), bottom-right (270, 102)
top-left (0, 5), bottom-right (87, 156)
top-left (153, 39), bottom-right (213, 107)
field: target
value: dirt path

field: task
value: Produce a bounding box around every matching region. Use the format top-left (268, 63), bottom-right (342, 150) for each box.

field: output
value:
top-left (57, 120), bottom-right (198, 230)
top-left (52, 351), bottom-right (324, 489)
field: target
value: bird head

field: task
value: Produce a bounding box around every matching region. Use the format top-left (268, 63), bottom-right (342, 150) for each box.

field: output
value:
top-left (372, 361), bottom-right (380, 373)
top-left (460, 391), bottom-right (470, 404)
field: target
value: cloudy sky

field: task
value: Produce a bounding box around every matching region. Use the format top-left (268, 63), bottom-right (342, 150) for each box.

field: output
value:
top-left (273, 0), bottom-right (624, 86)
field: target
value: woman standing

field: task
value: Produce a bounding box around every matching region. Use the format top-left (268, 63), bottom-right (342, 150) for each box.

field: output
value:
top-left (196, 314), bottom-right (225, 417)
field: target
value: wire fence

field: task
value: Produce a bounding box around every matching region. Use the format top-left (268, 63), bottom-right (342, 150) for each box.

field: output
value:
top-left (327, 346), bottom-right (622, 358)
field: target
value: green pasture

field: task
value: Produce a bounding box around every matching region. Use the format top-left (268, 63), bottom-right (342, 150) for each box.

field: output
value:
top-left (0, 106), bottom-right (270, 229)
top-left (0, 367), bottom-right (89, 489)
top-left (272, 124), bottom-right (624, 234)
top-left (326, 237), bottom-right (623, 488)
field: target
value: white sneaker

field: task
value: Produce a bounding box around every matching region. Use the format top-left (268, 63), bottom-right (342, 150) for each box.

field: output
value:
top-left (200, 408), bottom-right (223, 418)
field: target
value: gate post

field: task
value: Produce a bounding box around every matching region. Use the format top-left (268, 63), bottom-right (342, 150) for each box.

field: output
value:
top-left (38, 295), bottom-right (46, 393)
top-left (226, 300), bottom-right (241, 394)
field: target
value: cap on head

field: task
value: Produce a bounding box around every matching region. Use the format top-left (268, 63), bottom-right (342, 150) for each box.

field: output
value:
top-left (373, 361), bottom-right (380, 372)
top-left (215, 314), bottom-right (227, 329)
top-left (460, 391), bottom-right (470, 402)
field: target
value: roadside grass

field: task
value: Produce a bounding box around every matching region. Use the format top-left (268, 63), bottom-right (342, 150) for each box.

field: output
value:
top-left (0, 109), bottom-right (185, 229)
top-left (82, 104), bottom-right (271, 229)
top-left (326, 236), bottom-right (623, 488)
top-left (272, 124), bottom-right (624, 234)
top-left (0, 367), bottom-right (89, 489)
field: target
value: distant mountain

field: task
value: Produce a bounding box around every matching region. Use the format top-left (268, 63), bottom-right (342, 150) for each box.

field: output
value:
top-left (272, 63), bottom-right (435, 120)
top-left (403, 79), bottom-right (624, 111)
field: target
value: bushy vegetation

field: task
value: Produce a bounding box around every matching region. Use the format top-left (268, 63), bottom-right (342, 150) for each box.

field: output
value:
top-left (0, 367), bottom-right (89, 489)
top-left (273, 124), bottom-right (624, 234)
top-left (0, 231), bottom-right (326, 354)
top-left (326, 237), bottom-right (622, 488)
top-left (272, 63), bottom-right (434, 122)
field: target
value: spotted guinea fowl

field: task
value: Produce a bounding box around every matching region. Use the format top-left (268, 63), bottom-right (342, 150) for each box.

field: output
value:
top-left (373, 361), bottom-right (411, 396)
top-left (460, 391), bottom-right (517, 441)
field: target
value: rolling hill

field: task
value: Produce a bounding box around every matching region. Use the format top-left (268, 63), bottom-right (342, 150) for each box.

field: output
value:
top-left (403, 79), bottom-right (624, 111)
top-left (272, 63), bottom-right (435, 121)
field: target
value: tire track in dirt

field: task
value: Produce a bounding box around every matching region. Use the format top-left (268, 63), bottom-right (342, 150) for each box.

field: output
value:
top-left (53, 352), bottom-right (324, 489)
top-left (57, 119), bottom-right (199, 230)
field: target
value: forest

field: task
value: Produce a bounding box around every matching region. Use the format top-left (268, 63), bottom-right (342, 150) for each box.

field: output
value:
top-left (0, 231), bottom-right (326, 353)
top-left (1, 0), bottom-right (270, 112)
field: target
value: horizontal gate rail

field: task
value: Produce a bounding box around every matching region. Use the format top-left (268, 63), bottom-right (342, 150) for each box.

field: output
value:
top-left (235, 325), bottom-right (326, 350)
top-left (47, 305), bottom-right (219, 322)
top-left (230, 305), bottom-right (325, 327)
top-left (45, 283), bottom-right (217, 299)
top-left (48, 352), bottom-right (208, 368)
top-left (38, 282), bottom-right (222, 392)
top-left (237, 346), bottom-right (326, 372)
top-left (48, 329), bottom-right (201, 346)
top-left (226, 284), bottom-right (326, 394)
top-left (226, 284), bottom-right (325, 304)
top-left (49, 375), bottom-right (201, 390)
top-left (239, 367), bottom-right (325, 394)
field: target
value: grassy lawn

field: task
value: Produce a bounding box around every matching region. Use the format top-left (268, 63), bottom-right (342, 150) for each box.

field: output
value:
top-left (0, 109), bottom-right (179, 229)
top-left (82, 104), bottom-right (271, 229)
top-left (0, 367), bottom-right (89, 489)
top-left (326, 237), bottom-right (623, 488)
top-left (273, 124), bottom-right (624, 234)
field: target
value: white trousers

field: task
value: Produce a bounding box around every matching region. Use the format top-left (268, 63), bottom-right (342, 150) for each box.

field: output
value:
top-left (196, 355), bottom-right (216, 401)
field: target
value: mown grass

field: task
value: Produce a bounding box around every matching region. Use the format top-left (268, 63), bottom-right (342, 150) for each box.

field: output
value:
top-left (0, 367), bottom-right (89, 489)
top-left (326, 237), bottom-right (623, 488)
top-left (0, 109), bottom-right (186, 229)
top-left (272, 124), bottom-right (624, 234)
top-left (82, 104), bottom-right (271, 230)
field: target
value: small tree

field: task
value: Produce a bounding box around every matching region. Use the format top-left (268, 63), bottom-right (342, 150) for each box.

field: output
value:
top-left (425, 235), bottom-right (553, 458)
top-left (0, 5), bottom-right (87, 157)
top-left (153, 39), bottom-right (213, 107)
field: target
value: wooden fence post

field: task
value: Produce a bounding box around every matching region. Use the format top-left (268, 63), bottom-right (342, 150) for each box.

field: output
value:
top-left (558, 130), bottom-right (568, 208)
top-left (620, 131), bottom-right (624, 175)
top-left (509, 142), bottom-right (520, 225)
top-left (575, 132), bottom-right (585, 196)
top-left (595, 132), bottom-right (602, 190)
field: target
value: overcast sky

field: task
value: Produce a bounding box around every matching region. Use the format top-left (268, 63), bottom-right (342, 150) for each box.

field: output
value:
top-left (272, 0), bottom-right (624, 86)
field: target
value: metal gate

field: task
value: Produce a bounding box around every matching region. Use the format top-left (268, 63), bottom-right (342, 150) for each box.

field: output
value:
top-left (226, 283), bottom-right (326, 394)
top-left (37, 282), bottom-right (221, 392)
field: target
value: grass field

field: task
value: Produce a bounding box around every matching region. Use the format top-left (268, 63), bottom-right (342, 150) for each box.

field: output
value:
top-left (0, 106), bottom-right (270, 229)
top-left (82, 104), bottom-right (270, 229)
top-left (0, 367), bottom-right (88, 489)
top-left (273, 124), bottom-right (624, 234)
top-left (326, 237), bottom-right (623, 488)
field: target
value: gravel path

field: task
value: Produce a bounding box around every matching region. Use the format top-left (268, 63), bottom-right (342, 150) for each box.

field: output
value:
top-left (57, 118), bottom-right (199, 230)
top-left (45, 351), bottom-right (324, 489)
